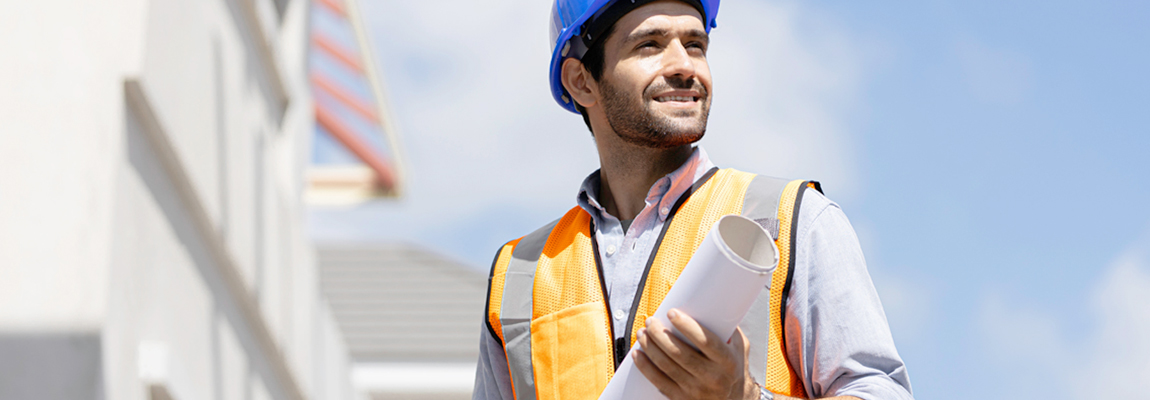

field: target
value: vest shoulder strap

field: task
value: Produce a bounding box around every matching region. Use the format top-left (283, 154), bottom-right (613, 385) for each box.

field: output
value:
top-left (737, 175), bottom-right (789, 386)
top-left (740, 177), bottom-right (821, 397)
top-left (486, 216), bottom-right (559, 343)
top-left (485, 214), bottom-right (565, 400)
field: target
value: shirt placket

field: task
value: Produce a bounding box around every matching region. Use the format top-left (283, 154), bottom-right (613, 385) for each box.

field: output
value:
top-left (606, 178), bottom-right (672, 334)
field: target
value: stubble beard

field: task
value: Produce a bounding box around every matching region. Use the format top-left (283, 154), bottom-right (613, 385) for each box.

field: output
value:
top-left (599, 76), bottom-right (710, 149)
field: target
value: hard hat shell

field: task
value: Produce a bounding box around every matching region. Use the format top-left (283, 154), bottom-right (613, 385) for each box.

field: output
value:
top-left (549, 0), bottom-right (720, 114)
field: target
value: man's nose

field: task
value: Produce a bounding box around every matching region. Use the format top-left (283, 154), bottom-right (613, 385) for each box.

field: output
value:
top-left (662, 40), bottom-right (696, 79)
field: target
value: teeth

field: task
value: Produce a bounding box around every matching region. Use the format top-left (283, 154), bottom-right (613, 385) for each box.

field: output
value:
top-left (657, 96), bottom-right (695, 102)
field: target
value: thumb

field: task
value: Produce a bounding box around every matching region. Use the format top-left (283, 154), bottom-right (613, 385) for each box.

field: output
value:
top-left (728, 327), bottom-right (755, 399)
top-left (729, 326), bottom-right (750, 359)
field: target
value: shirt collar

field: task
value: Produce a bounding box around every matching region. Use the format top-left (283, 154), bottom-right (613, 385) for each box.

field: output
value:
top-left (577, 146), bottom-right (715, 221)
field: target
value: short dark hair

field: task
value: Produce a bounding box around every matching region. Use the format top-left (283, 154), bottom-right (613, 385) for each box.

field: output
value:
top-left (572, 23), bottom-right (615, 134)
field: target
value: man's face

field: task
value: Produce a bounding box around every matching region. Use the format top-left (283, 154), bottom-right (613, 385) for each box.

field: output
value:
top-left (597, 0), bottom-right (712, 148)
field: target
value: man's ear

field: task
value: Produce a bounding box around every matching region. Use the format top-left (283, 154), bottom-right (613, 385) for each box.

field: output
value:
top-left (561, 58), bottom-right (598, 109)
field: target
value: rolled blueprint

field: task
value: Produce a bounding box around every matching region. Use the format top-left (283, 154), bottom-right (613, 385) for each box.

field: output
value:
top-left (598, 214), bottom-right (778, 400)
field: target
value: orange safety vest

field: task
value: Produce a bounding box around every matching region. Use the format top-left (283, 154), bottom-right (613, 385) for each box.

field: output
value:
top-left (485, 168), bottom-right (821, 400)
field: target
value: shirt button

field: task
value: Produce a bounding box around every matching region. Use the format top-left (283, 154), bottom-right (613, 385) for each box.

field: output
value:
top-left (660, 207), bottom-right (670, 216)
top-left (606, 245), bottom-right (617, 255)
top-left (614, 310), bottom-right (626, 320)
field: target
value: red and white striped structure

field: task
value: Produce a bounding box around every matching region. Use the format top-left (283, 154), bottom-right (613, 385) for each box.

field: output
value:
top-left (308, 0), bottom-right (406, 202)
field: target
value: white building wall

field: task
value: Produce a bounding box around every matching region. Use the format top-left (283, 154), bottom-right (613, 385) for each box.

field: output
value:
top-left (0, 0), bottom-right (353, 399)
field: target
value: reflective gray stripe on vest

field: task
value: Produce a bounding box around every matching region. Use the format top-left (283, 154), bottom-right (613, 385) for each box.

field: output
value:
top-left (500, 219), bottom-right (557, 400)
top-left (739, 174), bottom-right (790, 385)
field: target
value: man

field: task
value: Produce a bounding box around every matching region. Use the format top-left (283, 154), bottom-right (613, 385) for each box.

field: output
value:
top-left (473, 1), bottom-right (913, 399)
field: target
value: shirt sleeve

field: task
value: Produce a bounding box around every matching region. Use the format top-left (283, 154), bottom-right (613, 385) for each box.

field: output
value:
top-left (472, 321), bottom-right (515, 400)
top-left (784, 191), bottom-right (914, 400)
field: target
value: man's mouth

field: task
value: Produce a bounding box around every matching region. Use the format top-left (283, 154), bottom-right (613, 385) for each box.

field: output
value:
top-left (654, 95), bottom-right (700, 103)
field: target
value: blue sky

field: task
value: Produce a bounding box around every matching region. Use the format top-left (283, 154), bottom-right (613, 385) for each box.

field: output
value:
top-left (817, 2), bottom-right (1150, 397)
top-left (310, 1), bottom-right (1150, 398)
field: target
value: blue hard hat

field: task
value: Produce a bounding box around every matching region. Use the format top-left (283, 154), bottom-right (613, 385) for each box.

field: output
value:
top-left (549, 0), bottom-right (720, 114)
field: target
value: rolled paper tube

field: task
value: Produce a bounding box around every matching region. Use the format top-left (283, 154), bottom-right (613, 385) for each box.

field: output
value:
top-left (599, 214), bottom-right (778, 400)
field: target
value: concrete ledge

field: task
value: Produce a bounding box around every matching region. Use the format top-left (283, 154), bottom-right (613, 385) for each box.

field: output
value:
top-left (353, 362), bottom-right (475, 399)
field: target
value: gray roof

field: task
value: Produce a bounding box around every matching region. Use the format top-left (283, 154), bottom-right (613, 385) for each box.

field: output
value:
top-left (317, 243), bottom-right (487, 362)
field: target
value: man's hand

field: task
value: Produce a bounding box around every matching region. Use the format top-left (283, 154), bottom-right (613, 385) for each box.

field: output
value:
top-left (632, 308), bottom-right (757, 400)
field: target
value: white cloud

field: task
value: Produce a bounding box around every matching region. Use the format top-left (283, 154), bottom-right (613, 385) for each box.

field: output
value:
top-left (313, 0), bottom-right (870, 267)
top-left (1073, 235), bottom-right (1150, 398)
top-left (976, 226), bottom-right (1150, 399)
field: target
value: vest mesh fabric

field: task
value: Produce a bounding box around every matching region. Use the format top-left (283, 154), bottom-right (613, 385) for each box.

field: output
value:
top-left (533, 209), bottom-right (602, 319)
